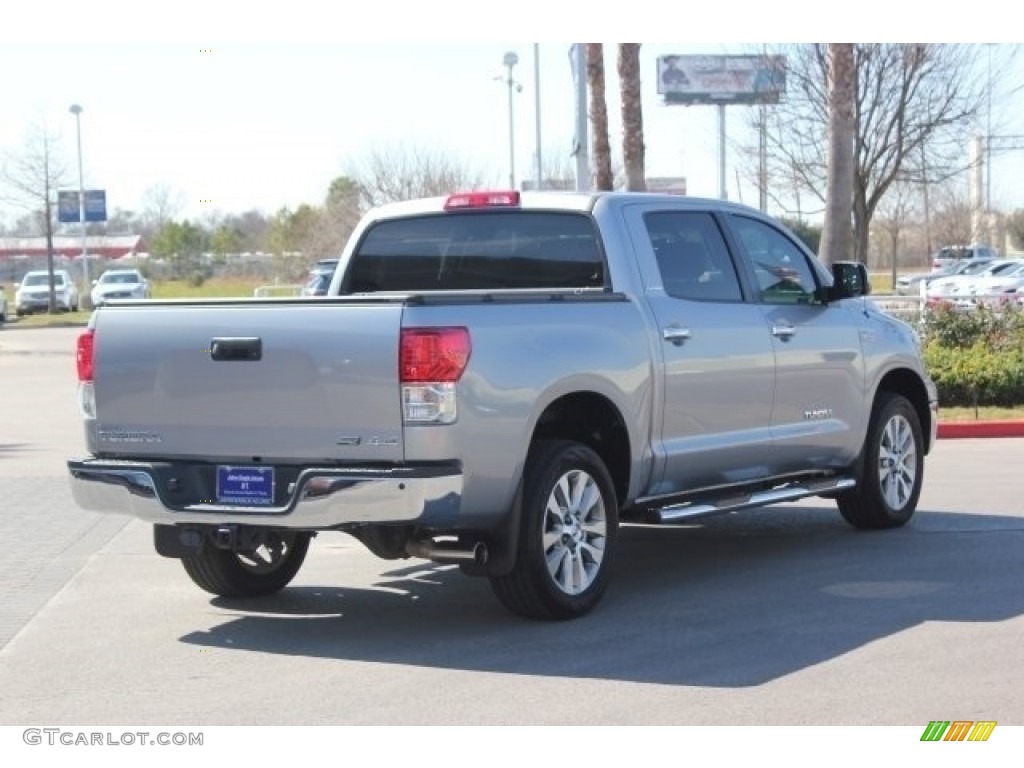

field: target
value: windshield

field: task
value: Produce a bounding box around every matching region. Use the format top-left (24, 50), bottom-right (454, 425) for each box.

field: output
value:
top-left (963, 261), bottom-right (997, 275)
top-left (100, 272), bottom-right (141, 284)
top-left (988, 262), bottom-right (1020, 277)
top-left (22, 273), bottom-right (64, 287)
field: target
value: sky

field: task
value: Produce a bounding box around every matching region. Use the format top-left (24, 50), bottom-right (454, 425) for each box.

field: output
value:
top-left (2, 2), bottom-right (1022, 228)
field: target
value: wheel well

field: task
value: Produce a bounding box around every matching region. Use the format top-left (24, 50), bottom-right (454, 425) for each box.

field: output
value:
top-left (877, 369), bottom-right (933, 451)
top-left (532, 392), bottom-right (631, 505)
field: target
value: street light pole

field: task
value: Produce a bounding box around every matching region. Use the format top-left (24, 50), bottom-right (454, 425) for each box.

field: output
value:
top-left (69, 104), bottom-right (88, 292)
top-left (502, 51), bottom-right (520, 189)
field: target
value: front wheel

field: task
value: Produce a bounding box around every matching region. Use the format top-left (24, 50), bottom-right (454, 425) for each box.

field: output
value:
top-left (490, 440), bottom-right (619, 620)
top-left (838, 392), bottom-right (924, 529)
top-left (181, 530), bottom-right (311, 598)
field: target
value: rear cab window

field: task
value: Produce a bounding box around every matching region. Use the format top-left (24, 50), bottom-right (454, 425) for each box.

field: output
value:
top-left (343, 212), bottom-right (606, 292)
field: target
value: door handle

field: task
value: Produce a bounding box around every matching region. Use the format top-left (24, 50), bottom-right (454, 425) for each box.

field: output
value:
top-left (210, 337), bottom-right (262, 361)
top-left (663, 326), bottom-right (692, 345)
top-left (771, 323), bottom-right (796, 340)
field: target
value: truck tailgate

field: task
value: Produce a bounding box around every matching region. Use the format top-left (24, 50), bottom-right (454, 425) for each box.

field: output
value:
top-left (89, 300), bottom-right (405, 463)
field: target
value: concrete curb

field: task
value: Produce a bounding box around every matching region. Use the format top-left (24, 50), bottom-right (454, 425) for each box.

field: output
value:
top-left (937, 421), bottom-right (1024, 439)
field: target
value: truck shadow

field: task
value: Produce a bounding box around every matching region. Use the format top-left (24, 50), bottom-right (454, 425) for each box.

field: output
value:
top-left (180, 506), bottom-right (1024, 688)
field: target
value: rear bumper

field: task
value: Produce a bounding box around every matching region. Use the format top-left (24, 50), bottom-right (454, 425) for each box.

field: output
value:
top-left (68, 458), bottom-right (462, 529)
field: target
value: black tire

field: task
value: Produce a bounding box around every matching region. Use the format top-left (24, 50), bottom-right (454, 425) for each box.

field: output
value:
top-left (181, 530), bottom-right (311, 598)
top-left (838, 392), bottom-right (924, 529)
top-left (490, 440), bottom-right (619, 620)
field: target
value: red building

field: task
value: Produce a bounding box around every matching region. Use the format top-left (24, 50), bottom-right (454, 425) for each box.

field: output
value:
top-left (0, 235), bottom-right (144, 261)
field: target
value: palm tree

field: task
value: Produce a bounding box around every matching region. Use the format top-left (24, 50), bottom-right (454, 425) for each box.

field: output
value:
top-left (618, 44), bottom-right (646, 191)
top-left (820, 43), bottom-right (855, 265)
top-left (587, 44), bottom-right (613, 190)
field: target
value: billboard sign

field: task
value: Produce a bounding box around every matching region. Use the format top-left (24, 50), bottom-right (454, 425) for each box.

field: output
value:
top-left (58, 190), bottom-right (108, 223)
top-left (658, 55), bottom-right (786, 106)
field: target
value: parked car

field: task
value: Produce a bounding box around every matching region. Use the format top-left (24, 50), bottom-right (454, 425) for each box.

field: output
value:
top-left (69, 190), bottom-right (937, 621)
top-left (301, 271), bottom-right (332, 296)
top-left (90, 269), bottom-right (151, 307)
top-left (300, 257), bottom-right (338, 296)
top-left (15, 269), bottom-right (79, 315)
top-left (931, 244), bottom-right (997, 271)
top-left (895, 255), bottom-right (997, 296)
top-left (925, 260), bottom-right (1022, 303)
top-left (949, 260), bottom-right (1024, 308)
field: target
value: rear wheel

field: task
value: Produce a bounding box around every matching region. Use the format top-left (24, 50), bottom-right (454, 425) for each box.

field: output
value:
top-left (838, 392), bottom-right (923, 529)
top-left (181, 530), bottom-right (311, 598)
top-left (490, 440), bottom-right (618, 620)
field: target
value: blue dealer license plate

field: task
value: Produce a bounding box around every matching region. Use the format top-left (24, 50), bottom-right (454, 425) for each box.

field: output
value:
top-left (216, 466), bottom-right (274, 506)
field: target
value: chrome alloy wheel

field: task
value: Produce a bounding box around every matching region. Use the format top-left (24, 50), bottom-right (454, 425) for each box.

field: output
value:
top-left (542, 469), bottom-right (608, 595)
top-left (878, 413), bottom-right (917, 511)
top-left (236, 533), bottom-right (295, 574)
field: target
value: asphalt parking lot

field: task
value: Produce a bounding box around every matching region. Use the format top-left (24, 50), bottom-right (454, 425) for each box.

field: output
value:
top-left (1, 325), bottom-right (1022, 726)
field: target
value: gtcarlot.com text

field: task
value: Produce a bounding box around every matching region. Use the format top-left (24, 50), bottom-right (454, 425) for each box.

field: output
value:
top-left (23, 729), bottom-right (203, 746)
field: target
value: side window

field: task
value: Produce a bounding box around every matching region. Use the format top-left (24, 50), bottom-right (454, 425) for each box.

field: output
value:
top-left (642, 211), bottom-right (743, 301)
top-left (730, 216), bottom-right (822, 305)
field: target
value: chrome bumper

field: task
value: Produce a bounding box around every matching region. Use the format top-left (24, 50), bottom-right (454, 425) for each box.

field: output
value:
top-left (68, 459), bottom-right (462, 529)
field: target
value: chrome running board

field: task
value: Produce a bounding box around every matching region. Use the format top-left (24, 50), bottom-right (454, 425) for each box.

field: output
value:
top-left (652, 476), bottom-right (856, 523)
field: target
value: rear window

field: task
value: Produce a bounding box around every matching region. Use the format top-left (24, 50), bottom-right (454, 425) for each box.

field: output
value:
top-left (345, 212), bottom-right (605, 292)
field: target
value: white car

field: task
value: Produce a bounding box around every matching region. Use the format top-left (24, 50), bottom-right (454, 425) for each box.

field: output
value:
top-left (895, 256), bottom-right (996, 296)
top-left (949, 261), bottom-right (1024, 308)
top-left (924, 260), bottom-right (1022, 303)
top-left (15, 269), bottom-right (80, 315)
top-left (91, 269), bottom-right (151, 307)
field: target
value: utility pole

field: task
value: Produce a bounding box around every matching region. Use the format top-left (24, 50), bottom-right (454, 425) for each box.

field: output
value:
top-left (571, 44), bottom-right (589, 191)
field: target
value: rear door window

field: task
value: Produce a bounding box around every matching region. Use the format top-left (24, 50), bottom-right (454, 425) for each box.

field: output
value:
top-left (345, 212), bottom-right (605, 292)
top-left (642, 211), bottom-right (743, 301)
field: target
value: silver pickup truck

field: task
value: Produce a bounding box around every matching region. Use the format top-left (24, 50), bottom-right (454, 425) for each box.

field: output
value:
top-left (69, 190), bottom-right (938, 620)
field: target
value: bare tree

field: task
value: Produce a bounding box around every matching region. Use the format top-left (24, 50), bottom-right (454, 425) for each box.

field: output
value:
top-left (347, 145), bottom-right (490, 208)
top-left (141, 183), bottom-right (185, 240)
top-left (587, 44), bottom-right (613, 191)
top-left (766, 44), bottom-right (989, 263)
top-left (618, 44), bottom-right (646, 191)
top-left (820, 44), bottom-right (855, 265)
top-left (0, 123), bottom-right (69, 312)
top-left (873, 178), bottom-right (918, 281)
top-left (929, 179), bottom-right (974, 248)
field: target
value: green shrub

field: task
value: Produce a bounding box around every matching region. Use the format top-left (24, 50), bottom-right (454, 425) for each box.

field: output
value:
top-left (923, 301), bottom-right (1024, 350)
top-left (921, 302), bottom-right (1024, 405)
top-left (924, 342), bottom-right (1024, 406)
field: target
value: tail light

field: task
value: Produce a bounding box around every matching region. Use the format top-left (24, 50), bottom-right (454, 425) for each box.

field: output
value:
top-left (76, 330), bottom-right (95, 382)
top-left (400, 328), bottom-right (470, 423)
top-left (77, 329), bottom-right (96, 418)
top-left (444, 190), bottom-right (520, 210)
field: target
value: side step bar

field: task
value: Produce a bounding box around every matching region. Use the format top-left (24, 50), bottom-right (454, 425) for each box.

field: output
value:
top-left (651, 476), bottom-right (856, 524)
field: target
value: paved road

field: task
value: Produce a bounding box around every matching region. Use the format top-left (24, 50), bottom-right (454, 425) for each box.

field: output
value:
top-left (0, 326), bottom-right (129, 650)
top-left (1, 326), bottom-right (1022, 725)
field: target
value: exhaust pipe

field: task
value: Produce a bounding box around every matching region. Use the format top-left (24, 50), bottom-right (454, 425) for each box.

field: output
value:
top-left (406, 538), bottom-right (488, 567)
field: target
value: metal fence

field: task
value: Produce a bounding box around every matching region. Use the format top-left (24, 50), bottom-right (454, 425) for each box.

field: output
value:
top-left (869, 294), bottom-right (926, 325)
top-left (253, 284), bottom-right (304, 298)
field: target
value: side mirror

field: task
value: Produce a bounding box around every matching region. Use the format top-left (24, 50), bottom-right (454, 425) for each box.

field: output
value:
top-left (91, 279), bottom-right (98, 286)
top-left (828, 261), bottom-right (871, 301)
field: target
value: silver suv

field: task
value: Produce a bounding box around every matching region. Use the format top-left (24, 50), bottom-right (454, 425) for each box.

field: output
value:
top-left (932, 244), bottom-right (997, 271)
top-left (15, 269), bottom-right (80, 315)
